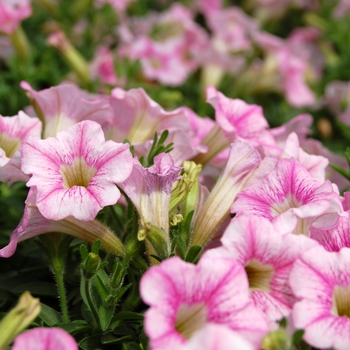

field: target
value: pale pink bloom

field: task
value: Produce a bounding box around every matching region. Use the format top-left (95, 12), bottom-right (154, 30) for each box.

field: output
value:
top-left (140, 256), bottom-right (269, 350)
top-left (0, 0), bottom-right (32, 35)
top-left (184, 324), bottom-right (254, 350)
top-left (191, 141), bottom-right (277, 248)
top-left (205, 215), bottom-right (318, 324)
top-left (118, 3), bottom-right (209, 86)
top-left (193, 86), bottom-right (277, 165)
top-left (20, 81), bottom-right (112, 138)
top-left (128, 37), bottom-right (193, 86)
top-left (282, 132), bottom-right (328, 182)
top-left (107, 87), bottom-right (189, 144)
top-left (253, 31), bottom-right (316, 108)
top-left (290, 245), bottom-right (350, 350)
top-left (21, 120), bottom-right (133, 221)
top-left (0, 188), bottom-right (125, 258)
top-left (276, 47), bottom-right (316, 108)
top-left (231, 158), bottom-right (343, 235)
top-left (206, 7), bottom-right (258, 53)
top-left (90, 46), bottom-right (120, 86)
top-left (271, 113), bottom-right (313, 149)
top-left (302, 138), bottom-right (350, 191)
top-left (0, 111), bottom-right (41, 185)
top-left (118, 153), bottom-right (181, 235)
top-left (12, 327), bottom-right (78, 350)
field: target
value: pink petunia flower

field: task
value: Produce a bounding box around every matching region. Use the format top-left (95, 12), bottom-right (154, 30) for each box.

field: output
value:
top-left (0, 188), bottom-right (125, 258)
top-left (12, 327), bottom-right (78, 350)
top-left (205, 215), bottom-right (318, 324)
top-left (290, 245), bottom-right (350, 349)
top-left (118, 153), bottom-right (181, 236)
top-left (193, 86), bottom-right (277, 165)
top-left (20, 81), bottom-right (112, 138)
top-left (231, 158), bottom-right (343, 235)
top-left (0, 111), bottom-right (41, 185)
top-left (140, 256), bottom-right (269, 350)
top-left (21, 120), bottom-right (133, 221)
top-left (0, 0), bottom-right (32, 35)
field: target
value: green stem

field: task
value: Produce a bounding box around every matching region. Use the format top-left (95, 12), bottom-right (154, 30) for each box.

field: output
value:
top-left (51, 258), bottom-right (69, 323)
top-left (9, 25), bottom-right (31, 61)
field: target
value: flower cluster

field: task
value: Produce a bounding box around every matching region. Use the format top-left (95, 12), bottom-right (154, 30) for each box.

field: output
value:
top-left (1, 1), bottom-right (350, 349)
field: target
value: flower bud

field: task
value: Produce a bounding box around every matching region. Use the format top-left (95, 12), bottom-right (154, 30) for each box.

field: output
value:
top-left (0, 292), bottom-right (41, 349)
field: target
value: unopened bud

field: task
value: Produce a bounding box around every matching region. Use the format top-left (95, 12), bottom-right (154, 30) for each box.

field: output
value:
top-left (0, 292), bottom-right (41, 349)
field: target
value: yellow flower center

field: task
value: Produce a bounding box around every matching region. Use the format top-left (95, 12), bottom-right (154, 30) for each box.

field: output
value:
top-left (175, 303), bottom-right (207, 340)
top-left (245, 259), bottom-right (274, 292)
top-left (333, 286), bottom-right (350, 318)
top-left (60, 157), bottom-right (96, 188)
top-left (0, 133), bottom-right (21, 158)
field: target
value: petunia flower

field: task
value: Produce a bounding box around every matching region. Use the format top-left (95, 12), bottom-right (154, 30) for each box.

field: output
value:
top-left (118, 153), bottom-right (181, 235)
top-left (21, 120), bottom-right (133, 221)
top-left (290, 245), bottom-right (350, 350)
top-left (0, 188), bottom-right (125, 258)
top-left (193, 86), bottom-right (277, 165)
top-left (12, 327), bottom-right (78, 350)
top-left (190, 140), bottom-right (276, 248)
top-left (205, 215), bottom-right (318, 324)
top-left (0, 0), bottom-right (32, 35)
top-left (20, 81), bottom-right (112, 138)
top-left (0, 111), bottom-right (42, 185)
top-left (231, 158), bottom-right (343, 235)
top-left (140, 256), bottom-right (269, 350)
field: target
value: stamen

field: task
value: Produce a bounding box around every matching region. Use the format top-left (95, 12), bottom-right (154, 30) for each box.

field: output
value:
top-left (60, 157), bottom-right (96, 188)
top-left (175, 303), bottom-right (207, 340)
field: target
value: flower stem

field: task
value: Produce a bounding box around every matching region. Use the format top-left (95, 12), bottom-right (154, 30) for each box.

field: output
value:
top-left (51, 257), bottom-right (70, 323)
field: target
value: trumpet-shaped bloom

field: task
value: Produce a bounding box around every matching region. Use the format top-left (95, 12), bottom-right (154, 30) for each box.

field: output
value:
top-left (20, 81), bottom-right (112, 138)
top-left (118, 153), bottom-right (181, 235)
top-left (12, 327), bottom-right (78, 350)
top-left (191, 141), bottom-right (276, 248)
top-left (0, 111), bottom-right (42, 185)
top-left (107, 87), bottom-right (189, 144)
top-left (194, 86), bottom-right (277, 165)
top-left (231, 158), bottom-right (343, 235)
top-left (21, 120), bottom-right (133, 221)
top-left (140, 256), bottom-right (269, 350)
top-left (0, 0), bottom-right (32, 35)
top-left (205, 215), bottom-right (318, 324)
top-left (290, 246), bottom-right (350, 350)
top-left (0, 188), bottom-right (125, 258)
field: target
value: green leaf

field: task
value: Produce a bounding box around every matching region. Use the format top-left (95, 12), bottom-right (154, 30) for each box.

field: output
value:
top-left (185, 245), bottom-right (202, 263)
top-left (79, 334), bottom-right (103, 350)
top-left (38, 303), bottom-right (63, 326)
top-left (59, 320), bottom-right (92, 335)
top-left (95, 270), bottom-right (110, 301)
top-left (91, 240), bottom-right (102, 254)
top-left (123, 343), bottom-right (142, 350)
top-left (98, 305), bottom-right (114, 331)
top-left (101, 333), bottom-right (134, 344)
top-left (113, 311), bottom-right (144, 321)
